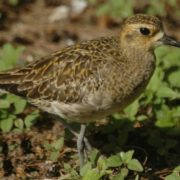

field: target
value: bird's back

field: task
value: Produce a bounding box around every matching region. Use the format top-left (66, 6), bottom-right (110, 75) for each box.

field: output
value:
top-left (0, 37), bottom-right (121, 101)
top-left (0, 36), bottom-right (155, 123)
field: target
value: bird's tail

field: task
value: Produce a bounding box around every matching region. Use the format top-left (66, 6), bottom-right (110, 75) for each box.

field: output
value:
top-left (0, 69), bottom-right (27, 96)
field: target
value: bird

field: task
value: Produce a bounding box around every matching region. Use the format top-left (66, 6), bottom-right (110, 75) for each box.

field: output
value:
top-left (0, 14), bottom-right (179, 168)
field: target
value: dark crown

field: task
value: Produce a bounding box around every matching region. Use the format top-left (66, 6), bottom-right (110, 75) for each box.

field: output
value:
top-left (124, 14), bottom-right (163, 29)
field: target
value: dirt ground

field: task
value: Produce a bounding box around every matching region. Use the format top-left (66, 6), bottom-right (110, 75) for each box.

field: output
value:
top-left (0, 0), bottom-right (180, 179)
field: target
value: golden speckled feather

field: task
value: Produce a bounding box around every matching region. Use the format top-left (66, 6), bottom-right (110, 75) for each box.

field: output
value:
top-left (0, 14), bottom-right (179, 123)
top-left (0, 37), bottom-right (120, 102)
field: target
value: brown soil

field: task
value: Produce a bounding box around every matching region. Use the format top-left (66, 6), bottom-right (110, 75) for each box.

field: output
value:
top-left (0, 0), bottom-right (179, 179)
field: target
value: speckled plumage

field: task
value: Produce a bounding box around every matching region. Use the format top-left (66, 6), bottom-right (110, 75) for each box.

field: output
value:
top-left (0, 14), bottom-right (179, 124)
top-left (124, 14), bottom-right (162, 29)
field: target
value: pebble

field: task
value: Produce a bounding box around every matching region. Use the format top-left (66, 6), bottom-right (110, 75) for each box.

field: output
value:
top-left (48, 0), bottom-right (88, 22)
top-left (71, 0), bottom-right (88, 16)
top-left (49, 5), bottom-right (70, 22)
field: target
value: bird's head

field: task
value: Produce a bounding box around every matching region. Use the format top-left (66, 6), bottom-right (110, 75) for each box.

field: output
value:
top-left (120, 14), bottom-right (180, 51)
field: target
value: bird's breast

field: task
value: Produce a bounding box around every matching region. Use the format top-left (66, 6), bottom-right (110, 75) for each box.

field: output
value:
top-left (34, 52), bottom-right (156, 124)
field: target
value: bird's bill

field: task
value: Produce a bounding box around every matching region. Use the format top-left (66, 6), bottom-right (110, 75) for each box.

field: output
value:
top-left (161, 35), bottom-right (180, 47)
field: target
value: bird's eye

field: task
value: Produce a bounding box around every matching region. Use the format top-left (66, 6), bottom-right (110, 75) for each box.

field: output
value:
top-left (139, 27), bottom-right (150, 35)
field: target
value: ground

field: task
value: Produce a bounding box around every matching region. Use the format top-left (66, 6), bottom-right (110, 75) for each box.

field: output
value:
top-left (0, 0), bottom-right (180, 179)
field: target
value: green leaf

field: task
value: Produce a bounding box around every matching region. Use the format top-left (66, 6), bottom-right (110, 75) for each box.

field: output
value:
top-left (0, 100), bottom-right (10, 109)
top-left (3, 94), bottom-right (27, 114)
top-left (147, 67), bottom-right (164, 92)
top-left (5, 94), bottom-right (20, 103)
top-left (124, 100), bottom-right (139, 120)
top-left (49, 150), bottom-right (60, 161)
top-left (97, 156), bottom-right (107, 172)
top-left (113, 168), bottom-right (129, 180)
top-left (80, 162), bottom-right (92, 176)
top-left (82, 169), bottom-right (102, 180)
top-left (64, 163), bottom-right (71, 170)
top-left (96, 0), bottom-right (133, 18)
top-left (51, 137), bottom-right (64, 151)
top-left (135, 174), bottom-right (140, 180)
top-left (173, 165), bottom-right (180, 173)
top-left (120, 167), bottom-right (129, 177)
top-left (43, 141), bottom-right (52, 151)
top-left (168, 71), bottom-right (180, 88)
top-left (0, 109), bottom-right (8, 119)
top-left (172, 106), bottom-right (180, 118)
top-left (113, 174), bottom-right (125, 180)
top-left (155, 105), bottom-right (176, 128)
top-left (8, 0), bottom-right (19, 6)
top-left (127, 159), bottom-right (143, 172)
top-left (107, 155), bottom-right (122, 167)
top-left (165, 174), bottom-right (180, 180)
top-left (120, 150), bottom-right (134, 164)
top-left (137, 115), bottom-right (147, 121)
top-left (161, 49), bottom-right (180, 69)
top-left (165, 165), bottom-right (180, 180)
top-left (0, 44), bottom-right (24, 71)
top-left (156, 85), bottom-right (179, 99)
top-left (0, 117), bottom-right (14, 132)
top-left (113, 176), bottom-right (125, 180)
top-left (89, 149), bottom-right (99, 166)
top-left (14, 118), bottom-right (24, 130)
top-left (14, 98), bottom-right (27, 114)
top-left (147, 0), bottom-right (166, 16)
top-left (96, 4), bottom-right (109, 16)
top-left (24, 111), bottom-right (39, 129)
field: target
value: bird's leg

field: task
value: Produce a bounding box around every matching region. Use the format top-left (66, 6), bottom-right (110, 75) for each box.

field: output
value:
top-left (83, 135), bottom-right (92, 152)
top-left (77, 124), bottom-right (86, 168)
top-left (57, 119), bottom-right (92, 152)
top-left (61, 122), bottom-right (92, 166)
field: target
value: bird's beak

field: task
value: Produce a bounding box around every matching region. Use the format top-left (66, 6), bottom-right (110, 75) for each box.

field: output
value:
top-left (160, 35), bottom-right (180, 48)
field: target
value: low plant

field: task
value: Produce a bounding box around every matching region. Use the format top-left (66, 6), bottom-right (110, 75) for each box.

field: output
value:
top-left (89, 0), bottom-right (133, 18)
top-left (89, 0), bottom-right (179, 19)
top-left (8, 0), bottom-right (19, 6)
top-left (0, 44), bottom-right (39, 133)
top-left (147, 0), bottom-right (179, 17)
top-left (0, 42), bottom-right (179, 178)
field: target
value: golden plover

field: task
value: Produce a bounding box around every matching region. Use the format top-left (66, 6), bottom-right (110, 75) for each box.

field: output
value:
top-left (0, 14), bottom-right (180, 168)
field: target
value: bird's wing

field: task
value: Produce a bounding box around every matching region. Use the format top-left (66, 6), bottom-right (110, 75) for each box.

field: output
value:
top-left (0, 46), bottom-right (109, 103)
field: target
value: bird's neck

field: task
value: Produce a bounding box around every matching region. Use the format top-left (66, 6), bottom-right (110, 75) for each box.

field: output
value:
top-left (119, 40), bottom-right (155, 63)
top-left (118, 44), bottom-right (156, 80)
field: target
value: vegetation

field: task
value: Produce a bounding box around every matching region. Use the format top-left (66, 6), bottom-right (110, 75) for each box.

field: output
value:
top-left (0, 44), bottom-right (39, 133)
top-left (0, 39), bottom-right (179, 180)
top-left (0, 0), bottom-right (179, 179)
top-left (89, 0), bottom-right (180, 18)
top-left (78, 46), bottom-right (180, 179)
top-left (89, 0), bottom-right (133, 18)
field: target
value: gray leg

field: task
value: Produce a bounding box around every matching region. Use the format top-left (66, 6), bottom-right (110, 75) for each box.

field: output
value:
top-left (57, 119), bottom-right (92, 152)
top-left (55, 118), bottom-right (92, 167)
top-left (77, 124), bottom-right (86, 169)
top-left (83, 137), bottom-right (92, 152)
